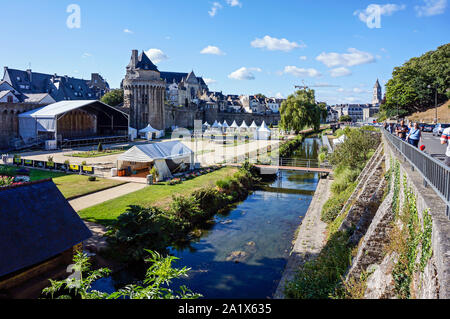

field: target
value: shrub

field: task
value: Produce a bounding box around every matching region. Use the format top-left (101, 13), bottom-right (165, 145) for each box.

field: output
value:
top-left (192, 187), bottom-right (228, 216)
top-left (88, 176), bottom-right (96, 182)
top-left (106, 205), bottom-right (177, 261)
top-left (97, 142), bottom-right (103, 152)
top-left (321, 182), bottom-right (356, 223)
top-left (169, 195), bottom-right (204, 224)
top-left (330, 168), bottom-right (359, 195)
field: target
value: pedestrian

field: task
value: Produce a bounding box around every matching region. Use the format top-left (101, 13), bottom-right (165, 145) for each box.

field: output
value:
top-left (406, 122), bottom-right (421, 148)
top-left (440, 126), bottom-right (450, 167)
top-left (396, 120), bottom-right (408, 141)
top-left (388, 123), bottom-right (394, 134)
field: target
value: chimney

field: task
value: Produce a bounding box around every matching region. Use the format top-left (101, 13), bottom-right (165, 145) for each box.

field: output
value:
top-left (26, 69), bottom-right (32, 82)
top-left (131, 49), bottom-right (138, 68)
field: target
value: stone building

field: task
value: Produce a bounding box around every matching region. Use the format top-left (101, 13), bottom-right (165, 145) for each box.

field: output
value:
top-left (372, 79), bottom-right (382, 106)
top-left (122, 50), bottom-right (167, 130)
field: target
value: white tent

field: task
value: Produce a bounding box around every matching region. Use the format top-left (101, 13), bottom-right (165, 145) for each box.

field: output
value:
top-left (239, 120), bottom-right (249, 129)
top-left (211, 120), bottom-right (220, 128)
top-left (139, 124), bottom-right (159, 140)
top-left (203, 121), bottom-right (211, 128)
top-left (256, 121), bottom-right (271, 140)
top-left (230, 120), bottom-right (239, 129)
top-left (222, 120), bottom-right (229, 129)
top-left (17, 100), bottom-right (128, 141)
top-left (249, 121), bottom-right (258, 130)
top-left (117, 140), bottom-right (194, 181)
top-left (128, 127), bottom-right (137, 141)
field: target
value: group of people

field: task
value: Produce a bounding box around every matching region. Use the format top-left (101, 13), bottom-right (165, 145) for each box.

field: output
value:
top-left (384, 120), bottom-right (422, 147)
top-left (384, 120), bottom-right (450, 167)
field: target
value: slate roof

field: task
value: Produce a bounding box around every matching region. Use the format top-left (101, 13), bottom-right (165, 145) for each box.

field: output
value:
top-left (2, 67), bottom-right (109, 102)
top-left (160, 71), bottom-right (208, 89)
top-left (136, 52), bottom-right (159, 71)
top-left (0, 180), bottom-right (92, 277)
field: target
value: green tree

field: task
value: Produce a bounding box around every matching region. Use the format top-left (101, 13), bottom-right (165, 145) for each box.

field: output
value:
top-left (381, 43), bottom-right (450, 117)
top-left (42, 250), bottom-right (202, 299)
top-left (339, 115), bottom-right (352, 122)
top-left (100, 89), bottom-right (124, 107)
top-left (279, 89), bottom-right (325, 132)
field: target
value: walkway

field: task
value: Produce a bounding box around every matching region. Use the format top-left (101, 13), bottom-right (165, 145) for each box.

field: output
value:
top-left (273, 177), bottom-right (331, 299)
top-left (69, 182), bottom-right (147, 212)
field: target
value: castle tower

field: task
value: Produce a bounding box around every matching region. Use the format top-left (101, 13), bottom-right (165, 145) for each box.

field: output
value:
top-left (372, 79), bottom-right (382, 106)
top-left (122, 50), bottom-right (166, 130)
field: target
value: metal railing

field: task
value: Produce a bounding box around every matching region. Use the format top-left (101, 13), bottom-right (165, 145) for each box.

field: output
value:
top-left (383, 129), bottom-right (450, 217)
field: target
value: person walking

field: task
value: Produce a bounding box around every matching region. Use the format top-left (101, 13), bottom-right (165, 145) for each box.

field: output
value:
top-left (396, 120), bottom-right (409, 140)
top-left (440, 126), bottom-right (450, 167)
top-left (406, 122), bottom-right (421, 148)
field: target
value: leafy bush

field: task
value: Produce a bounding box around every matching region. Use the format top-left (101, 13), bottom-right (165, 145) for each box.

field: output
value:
top-left (88, 176), bottom-right (96, 182)
top-left (97, 142), bottom-right (103, 153)
top-left (106, 205), bottom-right (177, 261)
top-left (330, 168), bottom-right (359, 195)
top-left (321, 184), bottom-right (355, 223)
top-left (169, 195), bottom-right (204, 224)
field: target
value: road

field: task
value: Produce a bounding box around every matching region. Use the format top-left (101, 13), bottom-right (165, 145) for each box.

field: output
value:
top-left (420, 132), bottom-right (447, 162)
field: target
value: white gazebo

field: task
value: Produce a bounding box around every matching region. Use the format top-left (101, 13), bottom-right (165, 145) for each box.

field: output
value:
top-left (222, 120), bottom-right (229, 132)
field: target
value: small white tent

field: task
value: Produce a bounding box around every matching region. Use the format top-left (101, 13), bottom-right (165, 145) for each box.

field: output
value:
top-left (249, 121), bottom-right (258, 130)
top-left (239, 120), bottom-right (249, 131)
top-left (256, 121), bottom-right (271, 140)
top-left (128, 127), bottom-right (138, 141)
top-left (139, 124), bottom-right (159, 140)
top-left (222, 120), bottom-right (229, 129)
top-left (230, 120), bottom-right (239, 130)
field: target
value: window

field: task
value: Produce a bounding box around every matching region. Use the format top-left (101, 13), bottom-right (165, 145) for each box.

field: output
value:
top-left (7, 95), bottom-right (14, 103)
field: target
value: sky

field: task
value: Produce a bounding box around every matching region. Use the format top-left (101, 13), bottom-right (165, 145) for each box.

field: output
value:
top-left (1, 0), bottom-right (449, 105)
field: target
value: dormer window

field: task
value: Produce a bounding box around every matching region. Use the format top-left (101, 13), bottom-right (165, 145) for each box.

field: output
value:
top-left (16, 77), bottom-right (21, 82)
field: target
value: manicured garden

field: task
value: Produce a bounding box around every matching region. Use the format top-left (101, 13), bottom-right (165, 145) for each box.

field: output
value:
top-left (78, 166), bottom-right (238, 226)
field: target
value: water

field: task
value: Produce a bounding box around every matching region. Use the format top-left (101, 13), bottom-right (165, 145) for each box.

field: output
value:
top-left (92, 138), bottom-right (321, 298)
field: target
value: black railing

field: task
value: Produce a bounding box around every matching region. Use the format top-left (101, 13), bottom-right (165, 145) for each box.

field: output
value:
top-left (383, 129), bottom-right (450, 217)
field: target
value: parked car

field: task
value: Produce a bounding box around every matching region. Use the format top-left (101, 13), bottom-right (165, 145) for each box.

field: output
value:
top-left (422, 124), bottom-right (434, 132)
top-left (432, 123), bottom-right (450, 136)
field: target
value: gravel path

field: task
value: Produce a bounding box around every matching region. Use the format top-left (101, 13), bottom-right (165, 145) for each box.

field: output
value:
top-left (273, 177), bottom-right (331, 299)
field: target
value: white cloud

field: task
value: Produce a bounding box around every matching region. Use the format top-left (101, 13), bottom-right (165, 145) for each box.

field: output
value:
top-left (251, 35), bottom-right (306, 52)
top-left (226, 0), bottom-right (242, 7)
top-left (228, 67), bottom-right (262, 80)
top-left (82, 53), bottom-right (92, 58)
top-left (283, 66), bottom-right (322, 78)
top-left (123, 29), bottom-right (133, 34)
top-left (299, 56), bottom-right (307, 60)
top-left (330, 67), bottom-right (352, 77)
top-left (275, 92), bottom-right (284, 98)
top-left (415, 0), bottom-right (447, 16)
top-left (354, 4), bottom-right (406, 23)
top-left (209, 2), bottom-right (222, 17)
top-left (203, 78), bottom-right (217, 85)
top-left (145, 49), bottom-right (168, 64)
top-left (200, 45), bottom-right (226, 55)
top-left (316, 48), bottom-right (375, 68)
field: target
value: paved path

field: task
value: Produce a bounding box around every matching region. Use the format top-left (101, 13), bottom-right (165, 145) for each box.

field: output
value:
top-left (421, 132), bottom-right (447, 162)
top-left (69, 182), bottom-right (147, 211)
top-left (273, 177), bottom-right (331, 299)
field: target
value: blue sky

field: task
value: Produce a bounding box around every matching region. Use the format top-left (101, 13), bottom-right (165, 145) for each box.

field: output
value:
top-left (1, 0), bottom-right (448, 104)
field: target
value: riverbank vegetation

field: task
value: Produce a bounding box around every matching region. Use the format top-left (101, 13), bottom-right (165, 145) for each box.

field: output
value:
top-left (103, 163), bottom-right (261, 262)
top-left (284, 127), bottom-right (380, 299)
top-left (42, 250), bottom-right (201, 299)
top-left (78, 167), bottom-right (238, 225)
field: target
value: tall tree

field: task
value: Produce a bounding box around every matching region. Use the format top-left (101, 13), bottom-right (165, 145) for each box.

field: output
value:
top-left (381, 43), bottom-right (450, 117)
top-left (279, 89), bottom-right (325, 132)
top-left (100, 89), bottom-right (124, 107)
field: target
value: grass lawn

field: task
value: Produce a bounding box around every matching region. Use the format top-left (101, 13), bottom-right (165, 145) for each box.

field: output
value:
top-left (1, 165), bottom-right (125, 199)
top-left (68, 149), bottom-right (125, 158)
top-left (52, 175), bottom-right (126, 199)
top-left (78, 167), bottom-right (238, 226)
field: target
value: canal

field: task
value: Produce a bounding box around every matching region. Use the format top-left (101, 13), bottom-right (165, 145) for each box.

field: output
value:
top-left (93, 137), bottom-right (322, 299)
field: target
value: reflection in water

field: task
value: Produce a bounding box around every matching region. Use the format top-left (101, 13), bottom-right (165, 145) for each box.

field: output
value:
top-left (92, 138), bottom-right (322, 299)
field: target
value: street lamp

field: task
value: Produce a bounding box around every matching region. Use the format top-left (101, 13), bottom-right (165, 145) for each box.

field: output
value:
top-left (427, 84), bottom-right (438, 124)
